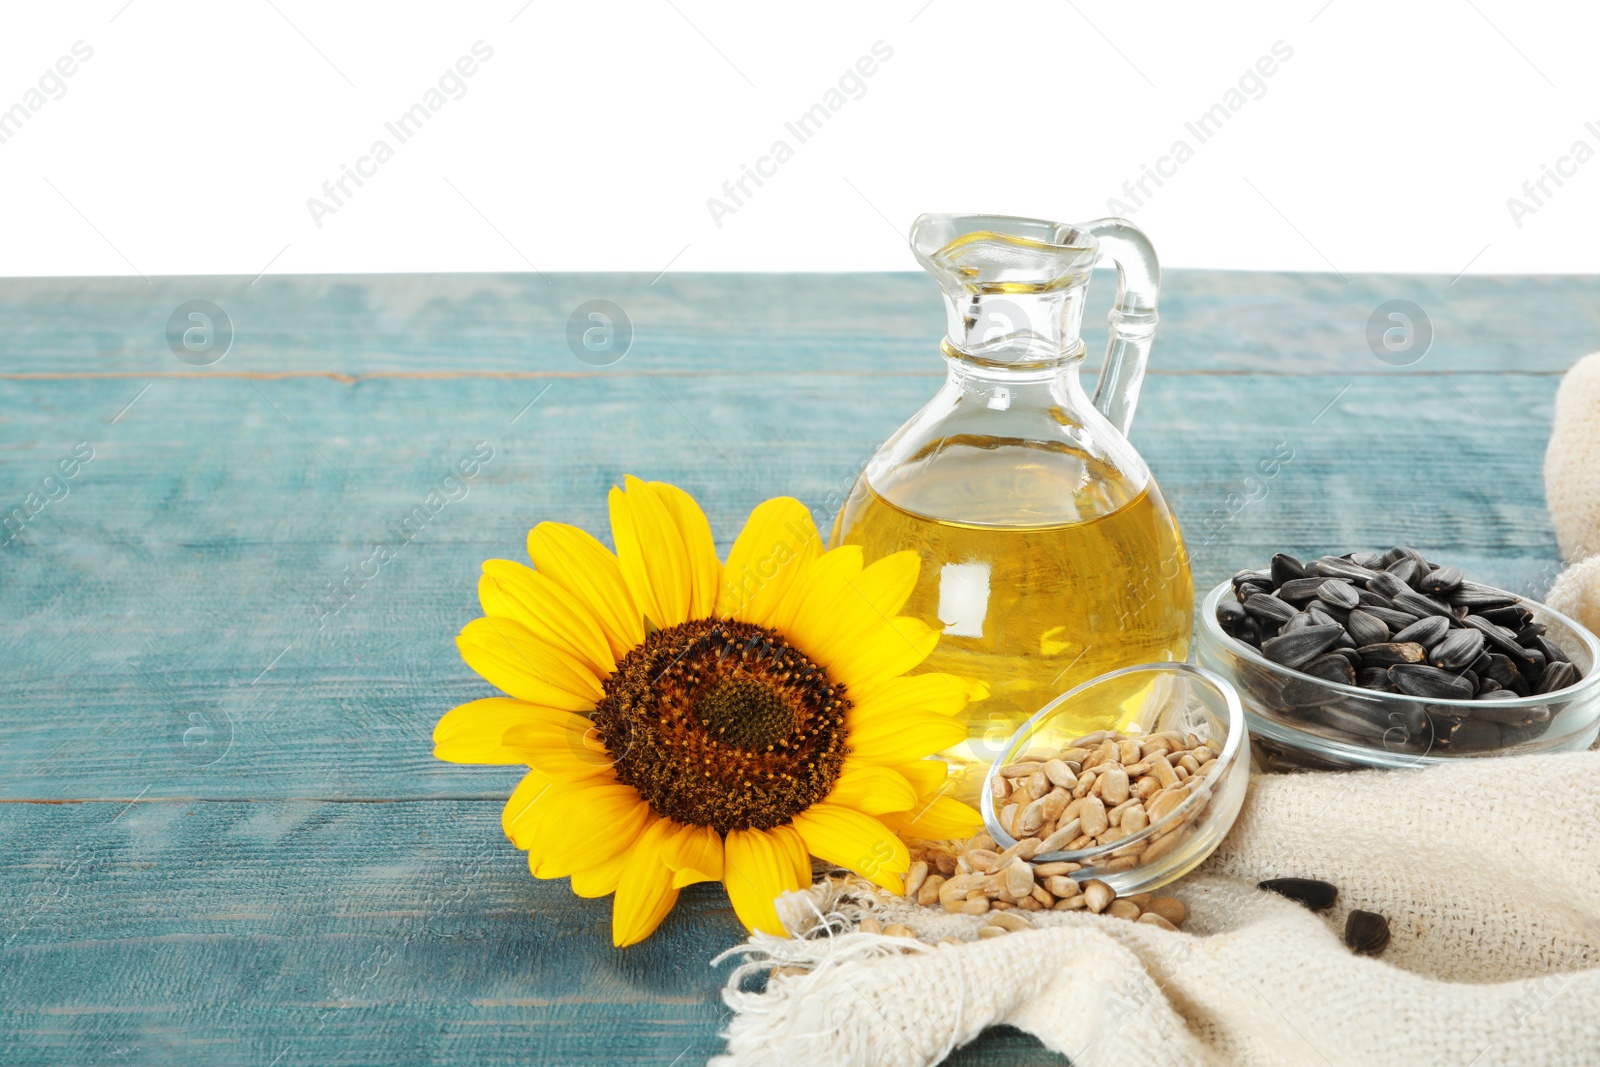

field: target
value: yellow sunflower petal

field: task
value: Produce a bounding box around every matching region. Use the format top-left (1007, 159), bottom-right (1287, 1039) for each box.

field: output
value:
top-left (716, 497), bottom-right (823, 623)
top-left (479, 559), bottom-right (616, 676)
top-left (528, 786), bottom-right (654, 879)
top-left (456, 616), bottom-right (603, 711)
top-left (613, 818), bottom-right (682, 947)
top-left (771, 823), bottom-right (813, 887)
top-left (501, 768), bottom-right (556, 843)
top-left (879, 795), bottom-right (984, 841)
top-left (433, 697), bottom-right (549, 764)
top-left (569, 851), bottom-right (628, 898)
top-left (894, 758), bottom-right (954, 797)
top-left (765, 545), bottom-right (862, 636)
top-left (501, 715), bottom-right (615, 782)
top-left (527, 521), bottom-right (644, 661)
top-left (791, 803), bottom-right (909, 894)
top-left (610, 475), bottom-right (692, 629)
top-left (783, 550), bottom-right (922, 667)
top-left (723, 827), bottom-right (807, 935)
top-left (502, 773), bottom-right (649, 875)
top-left (663, 822), bottom-right (725, 889)
top-left (652, 481), bottom-right (721, 620)
top-left (825, 760), bottom-right (918, 815)
top-left (847, 710), bottom-right (969, 766)
top-left (851, 673), bottom-right (988, 724)
top-left (822, 615), bottom-right (940, 694)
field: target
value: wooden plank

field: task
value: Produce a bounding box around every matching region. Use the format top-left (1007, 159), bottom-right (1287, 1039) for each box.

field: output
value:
top-left (0, 271), bottom-right (1594, 378)
top-left (0, 371), bottom-right (1566, 801)
top-left (0, 799), bottom-right (1064, 1066)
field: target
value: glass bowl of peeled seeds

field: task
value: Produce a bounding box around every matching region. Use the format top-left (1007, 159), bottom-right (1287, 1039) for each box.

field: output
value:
top-left (979, 662), bottom-right (1250, 897)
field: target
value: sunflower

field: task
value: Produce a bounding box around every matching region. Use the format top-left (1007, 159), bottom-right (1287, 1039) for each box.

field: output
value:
top-left (433, 476), bottom-right (985, 946)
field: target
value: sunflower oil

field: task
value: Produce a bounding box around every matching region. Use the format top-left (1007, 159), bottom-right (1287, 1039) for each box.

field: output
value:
top-left (832, 441), bottom-right (1193, 774)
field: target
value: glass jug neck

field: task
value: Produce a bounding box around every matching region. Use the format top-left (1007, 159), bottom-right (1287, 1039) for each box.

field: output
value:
top-left (939, 284), bottom-right (1089, 371)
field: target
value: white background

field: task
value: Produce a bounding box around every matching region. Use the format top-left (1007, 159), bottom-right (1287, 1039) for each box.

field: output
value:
top-left (2, 0), bottom-right (1597, 277)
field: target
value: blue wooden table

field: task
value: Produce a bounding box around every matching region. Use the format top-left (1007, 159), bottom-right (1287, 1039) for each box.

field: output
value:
top-left (1, 269), bottom-right (1592, 1065)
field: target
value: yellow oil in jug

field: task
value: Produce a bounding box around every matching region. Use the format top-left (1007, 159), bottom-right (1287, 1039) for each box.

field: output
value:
top-left (832, 441), bottom-right (1193, 771)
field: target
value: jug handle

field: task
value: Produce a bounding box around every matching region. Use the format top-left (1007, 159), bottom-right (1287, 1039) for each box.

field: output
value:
top-left (1082, 218), bottom-right (1160, 436)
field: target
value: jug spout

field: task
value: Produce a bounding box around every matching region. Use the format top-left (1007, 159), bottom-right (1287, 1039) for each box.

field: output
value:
top-left (910, 213), bottom-right (1161, 435)
top-left (911, 214), bottom-right (1099, 369)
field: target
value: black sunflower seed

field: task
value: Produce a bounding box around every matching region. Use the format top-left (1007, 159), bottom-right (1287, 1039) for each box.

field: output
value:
top-left (1349, 551), bottom-right (1386, 569)
top-left (1364, 605), bottom-right (1422, 631)
top-left (1449, 585), bottom-right (1520, 611)
top-left (1519, 621), bottom-right (1550, 643)
top-left (1462, 615), bottom-right (1526, 657)
top-left (1449, 719), bottom-right (1502, 752)
top-left (1345, 910), bottom-right (1391, 955)
top-left (1309, 600), bottom-right (1352, 624)
top-left (1319, 580), bottom-right (1361, 610)
top-left (1429, 628), bottom-right (1486, 671)
top-left (1534, 635), bottom-right (1569, 665)
top-left (1356, 588), bottom-right (1394, 609)
top-left (1260, 624), bottom-right (1346, 669)
top-left (1271, 552), bottom-right (1307, 585)
top-left (1216, 600), bottom-right (1248, 633)
top-left (1326, 646), bottom-right (1362, 669)
top-left (1482, 653), bottom-right (1530, 697)
top-left (1392, 615), bottom-right (1450, 648)
top-left (1391, 590), bottom-right (1454, 619)
top-left (1390, 663), bottom-right (1476, 700)
top-left (1344, 609), bottom-right (1390, 647)
top-left (1259, 877), bottom-right (1338, 911)
top-left (1367, 572), bottom-right (1410, 599)
top-left (1385, 556), bottom-right (1426, 588)
top-left (1418, 565), bottom-right (1464, 595)
top-left (1303, 653), bottom-right (1357, 686)
top-left (1277, 577), bottom-right (1328, 604)
top-left (1537, 659), bottom-right (1578, 695)
top-left (1358, 642), bottom-right (1428, 667)
top-left (1311, 557), bottom-right (1382, 583)
top-left (1281, 611), bottom-right (1317, 634)
top-left (1242, 593), bottom-right (1297, 625)
top-left (1357, 667), bottom-right (1393, 689)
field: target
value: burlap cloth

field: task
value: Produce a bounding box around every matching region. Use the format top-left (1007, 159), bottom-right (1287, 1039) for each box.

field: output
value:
top-left (711, 354), bottom-right (1600, 1066)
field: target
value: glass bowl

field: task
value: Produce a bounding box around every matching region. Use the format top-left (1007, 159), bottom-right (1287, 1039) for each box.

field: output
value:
top-left (979, 662), bottom-right (1249, 896)
top-left (1196, 579), bottom-right (1600, 771)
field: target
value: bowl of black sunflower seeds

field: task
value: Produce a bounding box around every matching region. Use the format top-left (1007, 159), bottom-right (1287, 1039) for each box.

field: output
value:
top-left (1195, 546), bottom-right (1600, 771)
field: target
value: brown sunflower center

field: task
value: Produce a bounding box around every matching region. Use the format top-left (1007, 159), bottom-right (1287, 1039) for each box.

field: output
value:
top-left (591, 617), bottom-right (850, 834)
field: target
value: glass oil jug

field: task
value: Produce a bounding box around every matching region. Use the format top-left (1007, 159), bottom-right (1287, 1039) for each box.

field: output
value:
top-left (831, 214), bottom-right (1193, 773)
